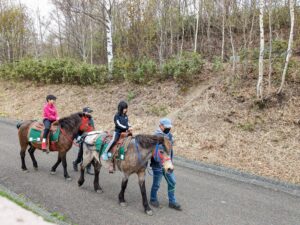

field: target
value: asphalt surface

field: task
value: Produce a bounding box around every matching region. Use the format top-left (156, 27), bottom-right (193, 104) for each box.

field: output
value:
top-left (0, 121), bottom-right (299, 225)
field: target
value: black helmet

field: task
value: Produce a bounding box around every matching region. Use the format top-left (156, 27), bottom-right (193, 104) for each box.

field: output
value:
top-left (83, 107), bottom-right (93, 113)
top-left (118, 101), bottom-right (128, 115)
top-left (46, 94), bottom-right (57, 101)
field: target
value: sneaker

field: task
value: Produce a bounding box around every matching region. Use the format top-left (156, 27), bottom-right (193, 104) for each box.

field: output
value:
top-left (169, 202), bottom-right (182, 211)
top-left (108, 163), bottom-right (114, 174)
top-left (101, 152), bottom-right (108, 161)
top-left (72, 161), bottom-right (78, 171)
top-left (150, 200), bottom-right (160, 208)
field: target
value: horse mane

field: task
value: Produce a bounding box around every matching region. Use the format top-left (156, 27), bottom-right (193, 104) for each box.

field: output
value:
top-left (58, 112), bottom-right (83, 133)
top-left (135, 135), bottom-right (164, 149)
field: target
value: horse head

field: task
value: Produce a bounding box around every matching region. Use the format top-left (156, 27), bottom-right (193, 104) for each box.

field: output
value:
top-left (156, 136), bottom-right (174, 173)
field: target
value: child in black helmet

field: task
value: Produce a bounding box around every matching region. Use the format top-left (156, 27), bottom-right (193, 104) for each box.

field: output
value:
top-left (102, 101), bottom-right (132, 173)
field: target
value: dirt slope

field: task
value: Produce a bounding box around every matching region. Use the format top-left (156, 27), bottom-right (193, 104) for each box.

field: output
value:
top-left (0, 76), bottom-right (299, 184)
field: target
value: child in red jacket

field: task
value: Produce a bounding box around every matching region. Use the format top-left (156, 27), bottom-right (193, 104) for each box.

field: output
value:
top-left (42, 95), bottom-right (59, 153)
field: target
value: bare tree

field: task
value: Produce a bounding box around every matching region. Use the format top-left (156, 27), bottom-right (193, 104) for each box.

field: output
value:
top-left (221, 0), bottom-right (226, 62)
top-left (257, 0), bottom-right (264, 99)
top-left (268, 0), bottom-right (273, 93)
top-left (194, 0), bottom-right (200, 52)
top-left (277, 0), bottom-right (295, 94)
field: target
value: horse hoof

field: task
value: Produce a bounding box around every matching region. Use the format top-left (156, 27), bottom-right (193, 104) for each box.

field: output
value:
top-left (145, 210), bottom-right (153, 216)
top-left (65, 177), bottom-right (72, 181)
top-left (50, 171), bottom-right (56, 175)
top-left (22, 169), bottom-right (29, 173)
top-left (78, 180), bottom-right (84, 186)
top-left (34, 167), bottom-right (38, 171)
top-left (96, 189), bottom-right (103, 194)
top-left (120, 202), bottom-right (127, 207)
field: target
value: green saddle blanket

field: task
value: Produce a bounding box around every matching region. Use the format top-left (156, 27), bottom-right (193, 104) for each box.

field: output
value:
top-left (95, 135), bottom-right (125, 160)
top-left (28, 128), bottom-right (60, 143)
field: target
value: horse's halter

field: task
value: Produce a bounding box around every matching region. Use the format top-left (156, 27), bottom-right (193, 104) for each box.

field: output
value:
top-left (153, 143), bottom-right (171, 165)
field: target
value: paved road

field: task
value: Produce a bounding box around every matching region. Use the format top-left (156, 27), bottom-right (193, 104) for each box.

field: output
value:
top-left (0, 121), bottom-right (299, 225)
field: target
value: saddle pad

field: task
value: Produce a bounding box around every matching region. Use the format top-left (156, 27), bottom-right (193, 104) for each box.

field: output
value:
top-left (50, 128), bottom-right (60, 142)
top-left (28, 128), bottom-right (42, 142)
top-left (95, 136), bottom-right (109, 155)
top-left (28, 127), bottom-right (60, 143)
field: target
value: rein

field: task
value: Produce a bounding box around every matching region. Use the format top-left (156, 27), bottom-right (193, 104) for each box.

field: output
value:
top-left (134, 140), bottom-right (170, 169)
top-left (60, 127), bottom-right (80, 147)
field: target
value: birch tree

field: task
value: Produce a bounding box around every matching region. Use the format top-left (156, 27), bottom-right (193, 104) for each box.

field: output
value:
top-left (256, 0), bottom-right (264, 99)
top-left (194, 0), bottom-right (200, 53)
top-left (104, 0), bottom-right (113, 76)
top-left (277, 0), bottom-right (295, 94)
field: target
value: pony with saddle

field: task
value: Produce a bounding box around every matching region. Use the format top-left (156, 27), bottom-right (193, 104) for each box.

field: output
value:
top-left (77, 131), bottom-right (174, 215)
top-left (16, 112), bottom-right (93, 180)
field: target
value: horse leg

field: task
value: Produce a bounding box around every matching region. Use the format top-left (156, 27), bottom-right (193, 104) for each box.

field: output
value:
top-left (28, 147), bottom-right (38, 170)
top-left (20, 148), bottom-right (27, 171)
top-left (50, 153), bottom-right (61, 174)
top-left (118, 174), bottom-right (129, 207)
top-left (61, 152), bottom-right (71, 181)
top-left (78, 149), bottom-right (93, 187)
top-left (137, 170), bottom-right (152, 216)
top-left (91, 159), bottom-right (102, 193)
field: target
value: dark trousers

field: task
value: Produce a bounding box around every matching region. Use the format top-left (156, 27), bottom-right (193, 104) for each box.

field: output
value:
top-left (74, 142), bottom-right (84, 164)
top-left (43, 119), bottom-right (52, 139)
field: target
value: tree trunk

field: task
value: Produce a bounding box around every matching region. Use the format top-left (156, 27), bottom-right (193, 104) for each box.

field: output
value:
top-left (221, 0), bottom-right (226, 62)
top-left (229, 23), bottom-right (236, 73)
top-left (194, 0), bottom-right (199, 53)
top-left (268, 0), bottom-right (273, 93)
top-left (180, 0), bottom-right (186, 57)
top-left (257, 0), bottom-right (264, 99)
top-left (277, 0), bottom-right (295, 94)
top-left (104, 0), bottom-right (114, 77)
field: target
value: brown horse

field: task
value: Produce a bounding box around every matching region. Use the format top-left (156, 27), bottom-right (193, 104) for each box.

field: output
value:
top-left (77, 132), bottom-right (174, 215)
top-left (16, 112), bottom-right (87, 180)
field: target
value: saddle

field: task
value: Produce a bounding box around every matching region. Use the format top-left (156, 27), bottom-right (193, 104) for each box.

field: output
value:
top-left (28, 121), bottom-right (60, 144)
top-left (95, 131), bottom-right (132, 162)
top-left (111, 132), bottom-right (132, 160)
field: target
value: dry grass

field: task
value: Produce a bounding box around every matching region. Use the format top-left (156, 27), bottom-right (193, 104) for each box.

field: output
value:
top-left (1, 76), bottom-right (299, 184)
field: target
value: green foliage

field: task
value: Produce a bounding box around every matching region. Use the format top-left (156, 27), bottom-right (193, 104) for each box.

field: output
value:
top-left (161, 52), bottom-right (204, 84)
top-left (0, 54), bottom-right (204, 86)
top-left (127, 91), bottom-right (136, 102)
top-left (148, 105), bottom-right (169, 117)
top-left (212, 56), bottom-right (223, 72)
top-left (50, 212), bottom-right (67, 222)
top-left (112, 57), bottom-right (134, 81)
top-left (240, 40), bottom-right (288, 61)
top-left (113, 57), bottom-right (157, 84)
top-left (130, 58), bottom-right (157, 84)
top-left (0, 58), bottom-right (108, 85)
top-left (237, 121), bottom-right (255, 132)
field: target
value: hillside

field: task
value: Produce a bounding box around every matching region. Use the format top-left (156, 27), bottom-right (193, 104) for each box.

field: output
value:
top-left (0, 74), bottom-right (299, 184)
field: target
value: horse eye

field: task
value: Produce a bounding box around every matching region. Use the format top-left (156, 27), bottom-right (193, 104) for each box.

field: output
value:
top-left (159, 150), bottom-right (164, 154)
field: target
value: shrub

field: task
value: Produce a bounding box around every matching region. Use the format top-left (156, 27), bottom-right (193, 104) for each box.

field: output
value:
top-left (161, 52), bottom-right (204, 84)
top-left (0, 58), bottom-right (108, 85)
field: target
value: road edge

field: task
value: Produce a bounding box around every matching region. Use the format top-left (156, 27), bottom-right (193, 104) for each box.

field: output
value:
top-left (0, 183), bottom-right (70, 225)
top-left (173, 156), bottom-right (300, 197)
top-left (2, 118), bottom-right (300, 198)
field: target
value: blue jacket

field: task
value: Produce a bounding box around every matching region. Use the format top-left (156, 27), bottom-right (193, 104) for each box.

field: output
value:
top-left (150, 128), bottom-right (174, 168)
top-left (114, 113), bottom-right (130, 133)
